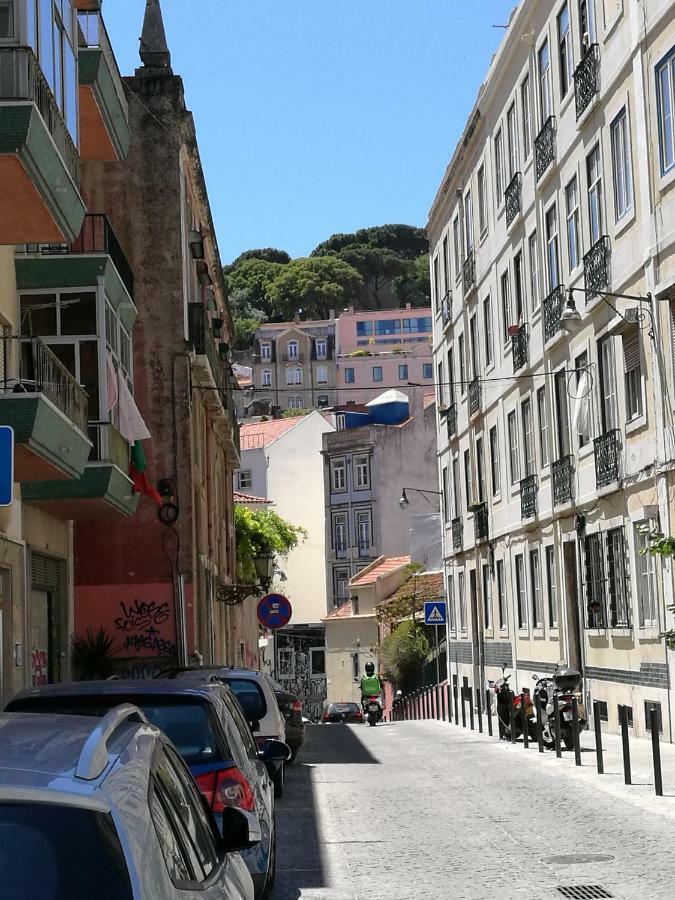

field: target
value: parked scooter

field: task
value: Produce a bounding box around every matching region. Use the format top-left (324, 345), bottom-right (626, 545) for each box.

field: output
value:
top-left (532, 664), bottom-right (587, 750)
top-left (363, 694), bottom-right (383, 727)
top-left (488, 664), bottom-right (535, 741)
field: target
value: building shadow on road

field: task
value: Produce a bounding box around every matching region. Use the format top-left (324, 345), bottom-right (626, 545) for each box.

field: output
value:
top-left (299, 722), bottom-right (380, 765)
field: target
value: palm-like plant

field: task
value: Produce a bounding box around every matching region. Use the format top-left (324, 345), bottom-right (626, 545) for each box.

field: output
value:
top-left (71, 628), bottom-right (119, 680)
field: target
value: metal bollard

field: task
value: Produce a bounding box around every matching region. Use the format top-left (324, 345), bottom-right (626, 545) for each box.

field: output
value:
top-left (619, 705), bottom-right (632, 785)
top-left (592, 700), bottom-right (604, 773)
top-left (468, 689), bottom-right (475, 730)
top-left (440, 685), bottom-right (446, 721)
top-left (485, 688), bottom-right (493, 737)
top-left (437, 684), bottom-right (442, 720)
top-left (509, 695), bottom-right (517, 744)
top-left (453, 683), bottom-right (459, 724)
top-left (461, 688), bottom-right (467, 728)
top-left (553, 694), bottom-right (562, 758)
top-left (651, 708), bottom-right (663, 797)
top-left (476, 687), bottom-right (483, 733)
top-left (447, 683), bottom-right (453, 722)
top-left (572, 697), bottom-right (581, 766)
top-left (521, 693), bottom-right (529, 748)
top-left (536, 695), bottom-right (544, 753)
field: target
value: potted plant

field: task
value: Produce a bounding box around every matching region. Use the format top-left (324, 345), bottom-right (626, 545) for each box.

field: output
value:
top-left (507, 323), bottom-right (520, 337)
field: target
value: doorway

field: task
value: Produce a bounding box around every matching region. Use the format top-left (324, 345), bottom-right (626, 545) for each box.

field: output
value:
top-left (30, 589), bottom-right (57, 685)
top-left (469, 569), bottom-right (480, 695)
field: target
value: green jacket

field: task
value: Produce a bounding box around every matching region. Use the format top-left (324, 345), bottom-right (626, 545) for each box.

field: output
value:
top-left (360, 674), bottom-right (382, 696)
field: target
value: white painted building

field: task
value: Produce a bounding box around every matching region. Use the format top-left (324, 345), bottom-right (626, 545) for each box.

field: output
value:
top-left (428, 0), bottom-right (675, 739)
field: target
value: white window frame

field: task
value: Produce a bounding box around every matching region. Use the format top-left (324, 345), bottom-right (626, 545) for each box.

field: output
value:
top-left (656, 48), bottom-right (675, 176)
top-left (506, 102), bottom-right (518, 181)
top-left (356, 509), bottom-right (372, 556)
top-left (489, 424), bottom-right (500, 497)
top-left (494, 129), bottom-right (505, 202)
top-left (260, 341), bottom-right (272, 361)
top-left (477, 165), bottom-right (487, 235)
top-left (558, 2), bottom-right (574, 98)
top-left (483, 295), bottom-right (493, 367)
top-left (521, 75), bottom-right (532, 160)
top-left (330, 458), bottom-right (346, 492)
top-left (316, 365), bottom-right (328, 384)
top-left (262, 368), bottom-right (272, 387)
top-left (508, 409), bottom-right (521, 485)
top-left (482, 563), bottom-right (492, 631)
top-left (537, 385), bottom-right (549, 466)
top-left (565, 175), bottom-right (580, 272)
top-left (448, 573), bottom-right (457, 632)
top-left (333, 513), bottom-right (348, 554)
top-left (353, 454), bottom-right (370, 490)
top-left (545, 203), bottom-right (560, 291)
top-left (528, 230), bottom-right (540, 309)
top-left (464, 188), bottom-right (474, 253)
top-left (287, 340), bottom-right (299, 360)
top-left (587, 143), bottom-right (604, 246)
top-left (237, 470), bottom-right (252, 490)
top-left (611, 107), bottom-right (634, 221)
top-left (530, 549), bottom-right (543, 628)
top-left (497, 559), bottom-right (507, 631)
top-left (635, 523), bottom-right (657, 627)
top-left (538, 38), bottom-right (552, 124)
top-left (452, 217), bottom-right (461, 282)
top-left (316, 338), bottom-right (327, 359)
top-left (546, 544), bottom-right (558, 628)
top-left (500, 270), bottom-right (511, 344)
top-left (458, 571), bottom-right (467, 633)
top-left (515, 553), bottom-right (528, 629)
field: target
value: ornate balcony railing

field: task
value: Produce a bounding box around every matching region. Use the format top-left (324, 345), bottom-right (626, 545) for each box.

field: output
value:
top-left (441, 291), bottom-right (452, 327)
top-left (463, 249), bottom-right (476, 295)
top-left (574, 44), bottom-right (599, 120)
top-left (504, 172), bottom-right (522, 227)
top-left (520, 474), bottom-right (538, 520)
top-left (452, 517), bottom-right (463, 551)
top-left (447, 402), bottom-right (457, 439)
top-left (474, 502), bottom-right (489, 544)
top-left (552, 455), bottom-right (574, 506)
top-left (534, 115), bottom-right (556, 182)
top-left (468, 377), bottom-right (481, 416)
top-left (594, 429), bottom-right (620, 487)
top-left (543, 284), bottom-right (566, 343)
top-left (511, 324), bottom-right (529, 372)
top-left (583, 235), bottom-right (610, 299)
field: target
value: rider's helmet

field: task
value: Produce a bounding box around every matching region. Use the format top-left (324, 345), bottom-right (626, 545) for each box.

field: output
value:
top-left (396, 689), bottom-right (402, 697)
top-left (365, 661), bottom-right (375, 676)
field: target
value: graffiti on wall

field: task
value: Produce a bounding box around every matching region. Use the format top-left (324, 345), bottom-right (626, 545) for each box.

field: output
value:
top-left (31, 648), bottom-right (48, 686)
top-left (276, 630), bottom-right (327, 722)
top-left (114, 599), bottom-right (176, 657)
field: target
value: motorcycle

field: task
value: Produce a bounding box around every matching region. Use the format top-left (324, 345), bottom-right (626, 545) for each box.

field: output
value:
top-left (532, 664), bottom-right (587, 751)
top-left (488, 664), bottom-right (535, 741)
top-left (363, 694), bottom-right (383, 727)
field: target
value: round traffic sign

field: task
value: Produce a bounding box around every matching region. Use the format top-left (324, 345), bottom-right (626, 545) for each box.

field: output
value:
top-left (257, 593), bottom-right (293, 630)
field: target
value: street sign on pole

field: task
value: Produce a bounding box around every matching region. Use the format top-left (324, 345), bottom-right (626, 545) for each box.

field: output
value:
top-left (257, 593), bottom-right (293, 630)
top-left (424, 601), bottom-right (446, 626)
top-left (0, 426), bottom-right (14, 507)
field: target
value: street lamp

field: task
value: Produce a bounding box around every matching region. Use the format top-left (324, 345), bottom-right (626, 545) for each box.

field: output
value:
top-left (253, 552), bottom-right (275, 594)
top-left (560, 287), bottom-right (654, 339)
top-left (398, 486), bottom-right (443, 510)
top-left (217, 551), bottom-right (276, 605)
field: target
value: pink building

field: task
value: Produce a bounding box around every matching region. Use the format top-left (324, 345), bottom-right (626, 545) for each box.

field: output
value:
top-left (335, 305), bottom-right (434, 405)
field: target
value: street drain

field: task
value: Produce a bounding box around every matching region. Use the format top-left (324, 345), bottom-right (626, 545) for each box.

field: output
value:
top-left (544, 854), bottom-right (615, 865)
top-left (556, 887), bottom-right (614, 899)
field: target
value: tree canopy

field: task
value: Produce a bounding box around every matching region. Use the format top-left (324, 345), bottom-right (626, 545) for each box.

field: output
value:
top-left (266, 256), bottom-right (363, 320)
top-left (234, 506), bottom-right (307, 584)
top-left (227, 247), bottom-right (291, 269)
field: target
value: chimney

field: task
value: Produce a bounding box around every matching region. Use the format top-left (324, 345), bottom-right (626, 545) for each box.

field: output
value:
top-left (138, 0), bottom-right (172, 74)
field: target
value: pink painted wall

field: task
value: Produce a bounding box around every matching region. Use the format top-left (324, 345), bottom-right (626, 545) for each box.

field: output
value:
top-left (336, 351), bottom-right (434, 405)
top-left (337, 305), bottom-right (433, 353)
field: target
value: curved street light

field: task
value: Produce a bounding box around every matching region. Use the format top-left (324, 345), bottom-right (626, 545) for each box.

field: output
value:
top-left (398, 486), bottom-right (443, 510)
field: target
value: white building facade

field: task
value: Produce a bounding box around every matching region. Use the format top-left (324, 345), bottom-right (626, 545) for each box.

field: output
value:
top-left (429, 0), bottom-right (675, 739)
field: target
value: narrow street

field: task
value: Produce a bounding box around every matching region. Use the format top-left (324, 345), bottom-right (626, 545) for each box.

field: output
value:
top-left (273, 721), bottom-right (675, 900)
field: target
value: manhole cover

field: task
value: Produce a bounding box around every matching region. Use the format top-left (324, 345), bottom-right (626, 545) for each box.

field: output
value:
top-left (544, 854), bottom-right (615, 865)
top-left (556, 887), bottom-right (614, 899)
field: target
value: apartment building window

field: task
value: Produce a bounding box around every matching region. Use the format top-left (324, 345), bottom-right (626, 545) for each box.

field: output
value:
top-left (483, 296), bottom-right (493, 367)
top-left (623, 325), bottom-right (643, 421)
top-left (521, 75), bottom-right (532, 160)
top-left (372, 366), bottom-right (383, 383)
top-left (448, 347), bottom-right (455, 401)
top-left (375, 319), bottom-right (401, 336)
top-left (288, 395), bottom-right (304, 409)
top-left (260, 341), bottom-right (272, 361)
top-left (587, 143), bottom-right (604, 245)
top-left (607, 527), bottom-right (630, 627)
top-left (530, 549), bottom-right (543, 627)
top-left (356, 510), bottom-right (372, 556)
top-left (330, 458), bottom-right (346, 491)
top-left (496, 559), bottom-right (506, 630)
top-left (356, 321), bottom-right (373, 337)
top-left (545, 204), bottom-right (560, 291)
top-left (458, 571), bottom-right (467, 632)
top-left (398, 364), bottom-right (408, 381)
top-left (515, 553), bottom-right (527, 629)
top-left (545, 545), bottom-right (558, 628)
top-left (344, 367), bottom-right (355, 384)
top-left (528, 231), bottom-right (540, 310)
top-left (464, 450), bottom-right (472, 509)
top-left (611, 108), bottom-right (634, 221)
top-left (448, 574), bottom-right (457, 631)
top-left (452, 455), bottom-right (461, 516)
top-left (437, 360), bottom-right (444, 407)
top-left (442, 466), bottom-right (450, 523)
top-left (334, 568), bottom-right (350, 605)
top-left (558, 3), bottom-right (574, 98)
top-left (237, 470), bottom-right (252, 490)
top-left (478, 165), bottom-right (487, 234)
top-left (554, 369), bottom-right (571, 457)
top-left (489, 424), bottom-right (500, 496)
top-left (598, 336), bottom-right (617, 431)
top-left (452, 217), bottom-right (460, 280)
top-left (500, 271), bottom-right (511, 343)
top-left (442, 235), bottom-right (450, 293)
top-left (423, 363), bottom-right (433, 379)
top-left (482, 563), bottom-right (492, 630)
top-left (285, 368), bottom-right (294, 386)
top-left (656, 48), bottom-right (675, 175)
top-left (335, 413), bottom-right (346, 431)
top-left (458, 333), bottom-right (466, 395)
top-left (433, 255), bottom-right (440, 308)
top-left (494, 129), bottom-right (505, 201)
top-left (565, 176), bottom-right (580, 271)
top-left (294, 368), bottom-right (303, 385)
top-left (353, 454), bottom-right (370, 489)
top-left (507, 102), bottom-right (518, 181)
top-left (584, 532), bottom-right (606, 628)
top-left (539, 39), bottom-right (552, 122)
top-left (469, 314), bottom-right (479, 378)
top-left (578, 0), bottom-right (596, 55)
top-left (521, 397), bottom-right (534, 476)
top-left (465, 189), bottom-right (474, 253)
top-left (0, 2), bottom-right (14, 38)
top-left (317, 365), bottom-right (328, 384)
top-left (287, 340), bottom-right (299, 360)
top-left (635, 523), bottom-right (657, 626)
top-left (508, 410), bottom-right (520, 484)
top-left (537, 386), bottom-right (549, 466)
top-left (475, 435), bottom-right (486, 503)
top-left (316, 338), bottom-right (327, 359)
top-left (514, 252), bottom-right (525, 322)
top-left (262, 369), bottom-right (272, 387)
top-left (333, 513), bottom-right (348, 554)
top-left (571, 353), bottom-right (587, 450)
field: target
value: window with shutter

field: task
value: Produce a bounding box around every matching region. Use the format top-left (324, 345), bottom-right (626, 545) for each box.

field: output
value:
top-left (622, 325), bottom-right (642, 421)
top-left (584, 533), bottom-right (606, 628)
top-left (606, 527), bottom-right (630, 627)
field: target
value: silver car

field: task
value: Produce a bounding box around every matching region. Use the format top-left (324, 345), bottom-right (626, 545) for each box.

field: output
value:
top-left (0, 706), bottom-right (254, 900)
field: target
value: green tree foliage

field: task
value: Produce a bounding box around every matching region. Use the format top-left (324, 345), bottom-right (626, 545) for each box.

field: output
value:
top-left (393, 253), bottom-right (431, 307)
top-left (227, 247), bottom-right (291, 269)
top-left (267, 256), bottom-right (363, 320)
top-left (378, 619), bottom-right (429, 692)
top-left (644, 532), bottom-right (675, 648)
top-left (225, 258), bottom-right (285, 319)
top-left (234, 506), bottom-right (307, 583)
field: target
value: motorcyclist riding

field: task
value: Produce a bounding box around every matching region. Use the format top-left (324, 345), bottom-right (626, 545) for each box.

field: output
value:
top-left (359, 662), bottom-right (383, 715)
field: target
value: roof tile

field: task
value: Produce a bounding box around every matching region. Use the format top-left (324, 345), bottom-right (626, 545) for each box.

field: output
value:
top-left (350, 555), bottom-right (411, 586)
top-left (240, 416), bottom-right (306, 450)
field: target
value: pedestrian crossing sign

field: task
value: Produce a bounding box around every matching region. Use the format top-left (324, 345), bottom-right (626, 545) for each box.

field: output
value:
top-left (424, 601), bottom-right (447, 625)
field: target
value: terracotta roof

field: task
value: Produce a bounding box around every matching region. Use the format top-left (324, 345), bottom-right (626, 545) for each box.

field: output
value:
top-left (350, 555), bottom-right (411, 587)
top-left (376, 571), bottom-right (445, 623)
top-left (240, 417), bottom-right (305, 450)
top-left (423, 392), bottom-right (436, 410)
top-left (323, 600), bottom-right (354, 620)
top-left (233, 491), bottom-right (273, 505)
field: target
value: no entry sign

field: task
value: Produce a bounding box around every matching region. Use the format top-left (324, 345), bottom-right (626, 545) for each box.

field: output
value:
top-left (257, 593), bottom-right (293, 630)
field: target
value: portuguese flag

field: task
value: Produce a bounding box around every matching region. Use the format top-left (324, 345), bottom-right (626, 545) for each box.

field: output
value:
top-left (130, 440), bottom-right (162, 506)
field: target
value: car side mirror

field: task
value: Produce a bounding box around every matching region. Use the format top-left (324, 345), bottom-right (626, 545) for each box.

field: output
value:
top-left (219, 807), bottom-right (259, 853)
top-left (259, 738), bottom-right (291, 763)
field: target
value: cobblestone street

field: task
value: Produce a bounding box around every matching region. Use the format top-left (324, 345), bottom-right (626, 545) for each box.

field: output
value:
top-left (272, 720), bottom-right (675, 900)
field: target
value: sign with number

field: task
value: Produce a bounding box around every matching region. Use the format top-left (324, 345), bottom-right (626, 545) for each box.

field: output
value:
top-left (424, 601), bottom-right (447, 626)
top-left (0, 426), bottom-right (14, 507)
top-left (257, 593), bottom-right (293, 630)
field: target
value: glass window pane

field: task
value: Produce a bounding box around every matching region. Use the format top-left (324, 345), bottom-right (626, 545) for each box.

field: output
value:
top-left (39, 0), bottom-right (55, 91)
top-left (64, 37), bottom-right (78, 143)
top-left (60, 292), bottom-right (96, 335)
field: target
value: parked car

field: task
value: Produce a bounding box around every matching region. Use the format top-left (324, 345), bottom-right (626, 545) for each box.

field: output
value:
top-left (322, 700), bottom-right (363, 724)
top-left (272, 684), bottom-right (304, 761)
top-left (6, 680), bottom-right (288, 899)
top-left (164, 667), bottom-right (289, 798)
top-left (0, 706), bottom-right (255, 899)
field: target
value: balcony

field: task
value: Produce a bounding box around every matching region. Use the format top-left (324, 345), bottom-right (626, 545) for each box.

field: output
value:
top-left (451, 517), bottom-right (463, 552)
top-left (188, 304), bottom-right (240, 463)
top-left (511, 324), bottom-right (528, 372)
top-left (282, 353), bottom-right (303, 364)
top-left (0, 337), bottom-right (91, 482)
top-left (594, 429), bottom-right (620, 488)
top-left (358, 539), bottom-right (372, 558)
top-left (520, 474), bottom-right (538, 520)
top-left (473, 503), bottom-right (489, 544)
top-left (543, 284), bottom-right (566, 343)
top-left (534, 116), bottom-right (556, 182)
top-left (574, 44), bottom-right (599, 121)
top-left (504, 172), bottom-right (522, 227)
top-left (552, 455), bottom-right (574, 506)
top-left (468, 377), bottom-right (481, 417)
top-left (441, 291), bottom-right (452, 328)
top-left (77, 10), bottom-right (131, 160)
top-left (583, 235), bottom-right (610, 299)
top-left (447, 402), bottom-right (457, 440)
top-left (462, 250), bottom-right (476, 295)
top-left (21, 422), bottom-right (139, 519)
top-left (0, 47), bottom-right (85, 243)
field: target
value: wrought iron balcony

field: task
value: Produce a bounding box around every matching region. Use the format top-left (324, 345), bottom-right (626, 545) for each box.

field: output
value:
top-left (441, 291), bottom-right (452, 327)
top-left (463, 250), bottom-right (476, 295)
top-left (552, 455), bottom-right (574, 506)
top-left (542, 284), bottom-right (566, 343)
top-left (504, 172), bottom-right (522, 227)
top-left (534, 116), bottom-right (556, 181)
top-left (447, 402), bottom-right (457, 439)
top-left (520, 474), bottom-right (538, 520)
top-left (574, 44), bottom-right (599, 120)
top-left (594, 429), bottom-right (620, 487)
top-left (473, 502), bottom-right (489, 544)
top-left (468, 377), bottom-right (481, 416)
top-left (583, 235), bottom-right (610, 299)
top-left (511, 324), bottom-right (528, 372)
top-left (452, 517), bottom-right (463, 551)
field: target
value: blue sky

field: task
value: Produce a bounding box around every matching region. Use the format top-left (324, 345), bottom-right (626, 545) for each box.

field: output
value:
top-left (104, 1), bottom-right (516, 264)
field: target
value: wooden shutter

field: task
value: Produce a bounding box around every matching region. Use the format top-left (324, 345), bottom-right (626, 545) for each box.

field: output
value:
top-left (622, 324), bottom-right (640, 373)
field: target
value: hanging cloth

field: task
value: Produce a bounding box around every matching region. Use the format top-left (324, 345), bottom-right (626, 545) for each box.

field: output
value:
top-left (573, 371), bottom-right (591, 439)
top-left (117, 371), bottom-right (151, 443)
top-left (106, 352), bottom-right (118, 412)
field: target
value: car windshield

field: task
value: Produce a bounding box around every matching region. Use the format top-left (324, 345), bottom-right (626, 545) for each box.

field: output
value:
top-left (7, 696), bottom-right (227, 766)
top-left (221, 678), bottom-right (267, 723)
top-left (0, 804), bottom-right (133, 900)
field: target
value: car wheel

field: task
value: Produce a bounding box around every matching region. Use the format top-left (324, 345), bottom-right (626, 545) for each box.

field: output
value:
top-left (272, 762), bottom-right (284, 799)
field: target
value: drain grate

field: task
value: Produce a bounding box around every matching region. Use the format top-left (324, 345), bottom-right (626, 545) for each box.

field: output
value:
top-left (556, 888), bottom-right (614, 899)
